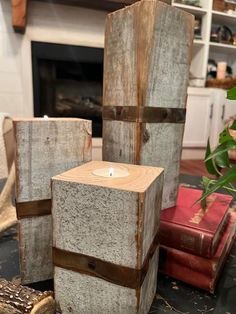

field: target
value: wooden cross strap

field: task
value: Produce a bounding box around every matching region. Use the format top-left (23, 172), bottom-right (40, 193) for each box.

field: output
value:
top-left (53, 232), bottom-right (159, 289)
top-left (16, 199), bottom-right (51, 219)
top-left (102, 106), bottom-right (186, 123)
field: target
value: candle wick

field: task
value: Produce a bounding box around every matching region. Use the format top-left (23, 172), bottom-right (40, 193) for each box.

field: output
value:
top-left (109, 168), bottom-right (114, 177)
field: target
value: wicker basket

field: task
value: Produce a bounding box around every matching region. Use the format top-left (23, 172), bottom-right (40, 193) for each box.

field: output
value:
top-left (206, 77), bottom-right (236, 89)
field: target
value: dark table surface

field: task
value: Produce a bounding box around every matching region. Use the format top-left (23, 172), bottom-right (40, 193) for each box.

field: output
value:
top-left (0, 174), bottom-right (235, 314)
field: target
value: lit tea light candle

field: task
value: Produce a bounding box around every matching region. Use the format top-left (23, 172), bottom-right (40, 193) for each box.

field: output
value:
top-left (92, 166), bottom-right (129, 178)
top-left (109, 167), bottom-right (114, 177)
top-left (43, 115), bottom-right (49, 119)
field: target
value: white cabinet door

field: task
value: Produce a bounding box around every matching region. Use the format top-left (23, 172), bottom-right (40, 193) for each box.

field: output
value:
top-left (183, 88), bottom-right (213, 148)
top-left (222, 98), bottom-right (236, 127)
top-left (210, 89), bottom-right (236, 148)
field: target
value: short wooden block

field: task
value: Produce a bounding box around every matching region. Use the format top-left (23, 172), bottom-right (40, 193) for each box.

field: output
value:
top-left (14, 118), bottom-right (92, 284)
top-left (52, 161), bottom-right (164, 313)
top-left (102, 0), bottom-right (194, 209)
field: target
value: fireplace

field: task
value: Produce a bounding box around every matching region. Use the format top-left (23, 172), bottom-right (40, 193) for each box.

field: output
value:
top-left (32, 42), bottom-right (104, 137)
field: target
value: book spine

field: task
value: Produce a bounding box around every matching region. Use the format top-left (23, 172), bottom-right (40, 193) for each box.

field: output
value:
top-left (159, 260), bottom-right (216, 293)
top-left (211, 213), bottom-right (229, 255)
top-left (160, 225), bottom-right (235, 287)
top-left (160, 245), bottom-right (215, 277)
top-left (160, 221), bottom-right (213, 257)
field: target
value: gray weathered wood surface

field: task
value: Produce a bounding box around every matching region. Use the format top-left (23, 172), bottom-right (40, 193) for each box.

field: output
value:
top-left (52, 161), bottom-right (163, 313)
top-left (103, 0), bottom-right (194, 209)
top-left (54, 249), bottom-right (159, 314)
top-left (14, 118), bottom-right (92, 284)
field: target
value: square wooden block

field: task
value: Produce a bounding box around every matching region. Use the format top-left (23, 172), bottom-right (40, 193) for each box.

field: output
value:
top-left (14, 118), bottom-right (92, 284)
top-left (52, 161), bottom-right (164, 314)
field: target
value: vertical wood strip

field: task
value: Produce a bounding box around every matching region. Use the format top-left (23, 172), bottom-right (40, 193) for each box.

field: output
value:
top-left (11, 0), bottom-right (28, 33)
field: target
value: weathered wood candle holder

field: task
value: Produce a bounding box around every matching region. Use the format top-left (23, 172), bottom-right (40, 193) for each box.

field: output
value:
top-left (14, 118), bottom-right (92, 284)
top-left (52, 161), bottom-right (164, 313)
top-left (0, 279), bottom-right (55, 314)
top-left (102, 0), bottom-right (194, 209)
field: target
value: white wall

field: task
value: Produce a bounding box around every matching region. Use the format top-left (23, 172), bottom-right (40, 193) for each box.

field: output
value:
top-left (0, 0), bottom-right (107, 118)
top-left (0, 1), bottom-right (25, 117)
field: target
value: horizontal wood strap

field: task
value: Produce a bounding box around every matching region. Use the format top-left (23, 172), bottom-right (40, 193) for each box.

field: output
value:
top-left (16, 199), bottom-right (51, 219)
top-left (53, 232), bottom-right (159, 289)
top-left (102, 106), bottom-right (186, 123)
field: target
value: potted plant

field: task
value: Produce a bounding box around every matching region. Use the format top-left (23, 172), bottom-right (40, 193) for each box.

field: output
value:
top-left (199, 86), bottom-right (236, 208)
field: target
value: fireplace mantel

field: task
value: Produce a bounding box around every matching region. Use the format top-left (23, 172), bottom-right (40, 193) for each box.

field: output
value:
top-left (11, 0), bottom-right (173, 33)
top-left (11, 0), bottom-right (138, 33)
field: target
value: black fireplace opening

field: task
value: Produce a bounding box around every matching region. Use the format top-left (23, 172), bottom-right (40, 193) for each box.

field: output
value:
top-left (32, 41), bottom-right (104, 137)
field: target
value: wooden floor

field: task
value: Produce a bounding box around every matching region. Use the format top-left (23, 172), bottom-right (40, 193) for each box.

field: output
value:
top-left (180, 159), bottom-right (209, 177)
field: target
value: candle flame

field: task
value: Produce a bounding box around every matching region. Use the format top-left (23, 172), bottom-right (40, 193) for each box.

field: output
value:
top-left (109, 167), bottom-right (114, 177)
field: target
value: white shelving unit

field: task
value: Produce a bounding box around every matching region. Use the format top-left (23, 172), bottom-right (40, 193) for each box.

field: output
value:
top-left (173, 2), bottom-right (208, 14)
top-left (210, 42), bottom-right (236, 53)
top-left (172, 0), bottom-right (236, 81)
top-left (170, 1), bottom-right (236, 159)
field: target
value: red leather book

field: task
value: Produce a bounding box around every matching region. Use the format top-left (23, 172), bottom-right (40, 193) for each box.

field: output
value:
top-left (159, 212), bottom-right (236, 293)
top-left (160, 186), bottom-right (232, 257)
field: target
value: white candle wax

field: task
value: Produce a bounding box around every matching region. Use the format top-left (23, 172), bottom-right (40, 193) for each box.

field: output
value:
top-left (217, 62), bottom-right (227, 79)
top-left (92, 166), bottom-right (129, 178)
top-left (109, 167), bottom-right (114, 177)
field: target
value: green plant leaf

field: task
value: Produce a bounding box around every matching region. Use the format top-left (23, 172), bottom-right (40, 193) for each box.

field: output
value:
top-left (230, 120), bottom-right (236, 131)
top-left (198, 166), bottom-right (236, 203)
top-left (219, 128), bottom-right (233, 144)
top-left (205, 140), bottom-right (236, 162)
top-left (215, 151), bottom-right (230, 168)
top-left (200, 177), bottom-right (213, 209)
top-left (204, 139), bottom-right (220, 175)
top-left (201, 176), bottom-right (213, 187)
top-left (227, 87), bottom-right (236, 100)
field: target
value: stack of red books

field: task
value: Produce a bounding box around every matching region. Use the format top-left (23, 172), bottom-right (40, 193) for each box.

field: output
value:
top-left (159, 186), bottom-right (235, 293)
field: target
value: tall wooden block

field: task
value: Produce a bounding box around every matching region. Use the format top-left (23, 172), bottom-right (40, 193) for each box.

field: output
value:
top-left (14, 118), bottom-right (92, 284)
top-left (102, 0), bottom-right (194, 209)
top-left (52, 161), bottom-right (164, 313)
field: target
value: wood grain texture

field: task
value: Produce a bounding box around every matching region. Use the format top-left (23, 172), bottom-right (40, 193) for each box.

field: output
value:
top-left (0, 279), bottom-right (55, 314)
top-left (11, 0), bottom-right (28, 33)
top-left (14, 118), bottom-right (92, 284)
top-left (52, 161), bottom-right (163, 313)
top-left (52, 161), bottom-right (163, 267)
top-left (52, 160), bottom-right (163, 193)
top-left (103, 0), bottom-right (194, 209)
top-left (19, 216), bottom-right (53, 284)
top-left (139, 249), bottom-right (159, 313)
top-left (54, 249), bottom-right (159, 314)
top-left (14, 118), bottom-right (91, 202)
